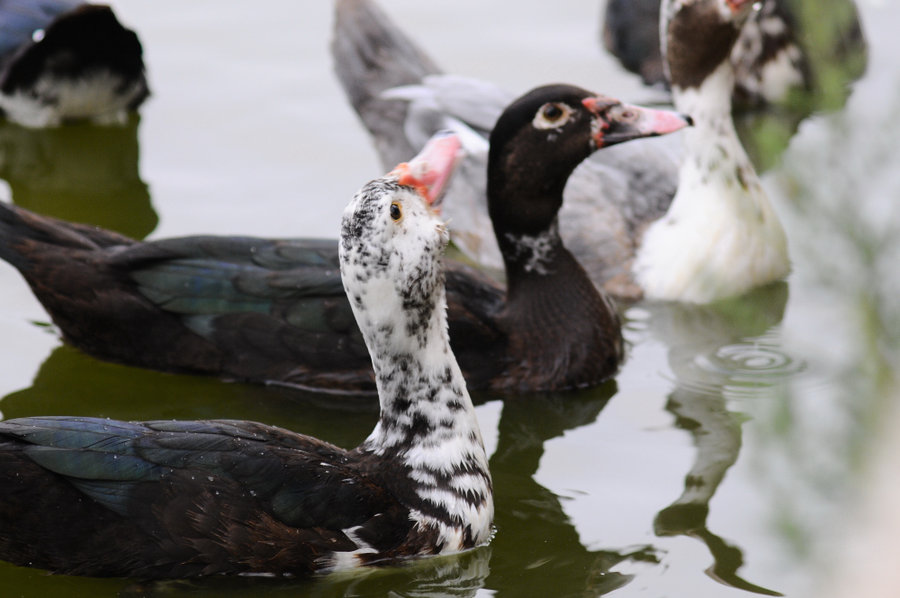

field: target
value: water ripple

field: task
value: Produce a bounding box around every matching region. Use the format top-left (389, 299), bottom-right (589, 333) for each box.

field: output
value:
top-left (670, 335), bottom-right (806, 399)
top-left (697, 341), bottom-right (804, 380)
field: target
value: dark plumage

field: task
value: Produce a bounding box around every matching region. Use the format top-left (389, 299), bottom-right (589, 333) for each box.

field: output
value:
top-left (0, 136), bottom-right (494, 577)
top-left (0, 85), bottom-right (689, 392)
top-left (0, 417), bottom-right (417, 576)
top-left (0, 0), bottom-right (149, 127)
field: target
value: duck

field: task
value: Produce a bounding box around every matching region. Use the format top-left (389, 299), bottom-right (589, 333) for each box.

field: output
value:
top-left (0, 0), bottom-right (149, 127)
top-left (0, 133), bottom-right (494, 577)
top-left (0, 85), bottom-right (689, 393)
top-left (332, 0), bottom-right (788, 303)
top-left (631, 0), bottom-right (790, 302)
top-left (602, 0), bottom-right (865, 110)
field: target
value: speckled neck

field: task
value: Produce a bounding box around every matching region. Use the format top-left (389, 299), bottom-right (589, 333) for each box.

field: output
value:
top-left (361, 287), bottom-right (477, 455)
top-left (358, 272), bottom-right (493, 550)
top-left (673, 61), bottom-right (754, 187)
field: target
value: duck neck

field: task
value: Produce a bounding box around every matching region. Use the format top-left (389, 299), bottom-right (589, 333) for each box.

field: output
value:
top-left (362, 286), bottom-right (484, 458)
top-left (497, 218), bottom-right (567, 287)
top-left (359, 281), bottom-right (492, 544)
top-left (669, 61), bottom-right (773, 219)
top-left (674, 61), bottom-right (744, 163)
top-left (496, 217), bottom-right (623, 390)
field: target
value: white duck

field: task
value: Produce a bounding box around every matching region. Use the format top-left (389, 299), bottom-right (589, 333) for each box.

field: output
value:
top-left (632, 0), bottom-right (789, 302)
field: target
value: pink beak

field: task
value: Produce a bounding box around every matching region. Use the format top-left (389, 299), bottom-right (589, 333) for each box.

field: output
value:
top-left (582, 95), bottom-right (692, 148)
top-left (390, 132), bottom-right (462, 209)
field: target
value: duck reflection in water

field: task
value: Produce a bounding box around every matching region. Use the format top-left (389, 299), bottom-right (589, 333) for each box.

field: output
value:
top-left (486, 386), bottom-right (660, 597)
top-left (0, 117), bottom-right (155, 239)
top-left (114, 546), bottom-right (493, 598)
top-left (640, 282), bottom-right (795, 596)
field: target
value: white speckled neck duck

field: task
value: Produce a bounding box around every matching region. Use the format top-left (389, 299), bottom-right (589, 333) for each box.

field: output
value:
top-left (0, 134), bottom-right (493, 577)
top-left (332, 0), bottom-right (790, 304)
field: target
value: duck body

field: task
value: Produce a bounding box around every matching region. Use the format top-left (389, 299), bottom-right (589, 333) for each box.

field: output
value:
top-left (0, 203), bottom-right (487, 392)
top-left (0, 135), bottom-right (494, 577)
top-left (0, 84), bottom-right (692, 392)
top-left (332, 0), bottom-right (789, 303)
top-left (0, 417), bottom-right (481, 576)
top-left (0, 0), bottom-right (148, 127)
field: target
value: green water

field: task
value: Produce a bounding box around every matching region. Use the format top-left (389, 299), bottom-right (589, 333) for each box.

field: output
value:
top-left (0, 1), bottom-right (898, 596)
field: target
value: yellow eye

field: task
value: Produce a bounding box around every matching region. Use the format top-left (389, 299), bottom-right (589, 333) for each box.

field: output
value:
top-left (390, 202), bottom-right (402, 221)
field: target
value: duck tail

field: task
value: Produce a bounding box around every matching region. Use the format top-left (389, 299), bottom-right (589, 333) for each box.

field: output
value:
top-left (331, 0), bottom-right (442, 168)
top-left (0, 201), bottom-right (131, 271)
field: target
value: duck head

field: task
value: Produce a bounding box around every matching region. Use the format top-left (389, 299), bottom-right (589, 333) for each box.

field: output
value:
top-left (663, 0), bottom-right (760, 91)
top-left (340, 132), bottom-right (461, 356)
top-left (487, 84), bottom-right (691, 240)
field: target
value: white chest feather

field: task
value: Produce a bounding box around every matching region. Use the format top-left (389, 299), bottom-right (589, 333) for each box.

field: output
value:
top-left (0, 72), bottom-right (144, 127)
top-left (634, 71), bottom-right (790, 303)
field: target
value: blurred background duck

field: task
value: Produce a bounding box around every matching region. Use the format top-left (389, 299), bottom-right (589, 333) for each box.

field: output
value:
top-left (0, 0), bottom-right (149, 127)
top-left (602, 0), bottom-right (866, 109)
top-left (630, 0), bottom-right (791, 302)
top-left (333, 0), bottom-right (789, 303)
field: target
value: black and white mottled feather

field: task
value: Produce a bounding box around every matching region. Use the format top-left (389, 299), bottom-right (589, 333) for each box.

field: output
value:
top-left (340, 144), bottom-right (493, 557)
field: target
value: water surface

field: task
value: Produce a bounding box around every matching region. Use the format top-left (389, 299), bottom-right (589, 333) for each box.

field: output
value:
top-left (0, 1), bottom-right (898, 596)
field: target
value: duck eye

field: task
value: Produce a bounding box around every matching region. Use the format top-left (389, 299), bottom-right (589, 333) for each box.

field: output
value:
top-left (543, 104), bottom-right (564, 120)
top-left (533, 102), bottom-right (572, 129)
top-left (390, 202), bottom-right (402, 221)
